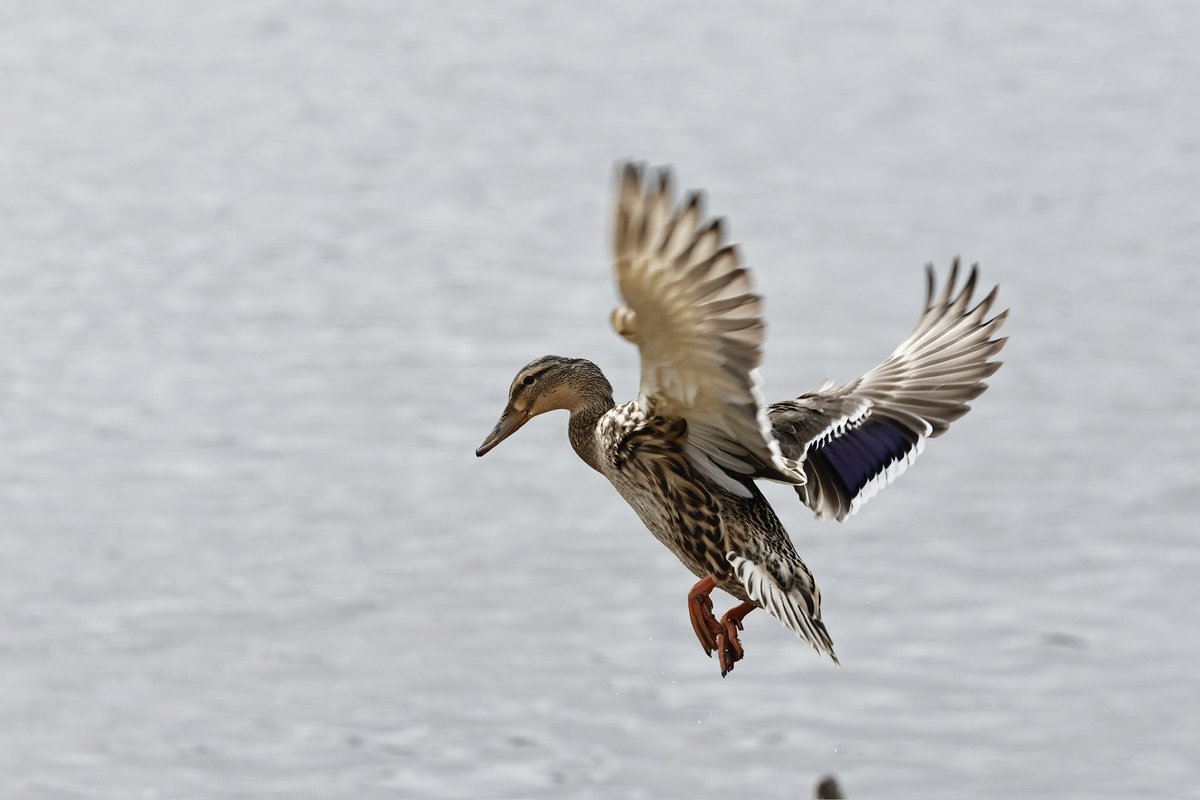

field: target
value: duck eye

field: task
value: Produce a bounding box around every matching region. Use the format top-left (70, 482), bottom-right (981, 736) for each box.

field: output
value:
top-left (522, 376), bottom-right (535, 386)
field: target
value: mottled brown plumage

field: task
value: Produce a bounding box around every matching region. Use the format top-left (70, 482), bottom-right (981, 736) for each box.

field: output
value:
top-left (477, 163), bottom-right (1008, 676)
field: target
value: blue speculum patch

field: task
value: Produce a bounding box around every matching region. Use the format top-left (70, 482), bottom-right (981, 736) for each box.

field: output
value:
top-left (819, 421), bottom-right (913, 496)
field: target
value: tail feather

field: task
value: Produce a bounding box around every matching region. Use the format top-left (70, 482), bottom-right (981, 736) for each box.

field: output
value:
top-left (728, 553), bottom-right (839, 664)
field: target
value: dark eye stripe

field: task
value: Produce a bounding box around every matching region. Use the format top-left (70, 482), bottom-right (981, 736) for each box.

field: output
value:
top-left (511, 365), bottom-right (554, 399)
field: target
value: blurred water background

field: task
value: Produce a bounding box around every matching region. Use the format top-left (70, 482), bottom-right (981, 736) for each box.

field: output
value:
top-left (2, 1), bottom-right (1199, 797)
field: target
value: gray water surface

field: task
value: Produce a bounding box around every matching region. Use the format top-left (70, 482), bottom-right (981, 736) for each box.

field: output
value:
top-left (2, 2), bottom-right (1198, 797)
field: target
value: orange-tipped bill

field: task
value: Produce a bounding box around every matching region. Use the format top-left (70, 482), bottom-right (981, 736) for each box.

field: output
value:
top-left (475, 408), bottom-right (531, 456)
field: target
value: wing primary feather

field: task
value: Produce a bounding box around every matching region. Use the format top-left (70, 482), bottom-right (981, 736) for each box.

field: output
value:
top-left (609, 163), bottom-right (807, 491)
top-left (769, 260), bottom-right (1007, 521)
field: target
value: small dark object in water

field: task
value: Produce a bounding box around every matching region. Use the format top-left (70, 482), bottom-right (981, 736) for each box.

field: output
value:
top-left (815, 774), bottom-right (844, 799)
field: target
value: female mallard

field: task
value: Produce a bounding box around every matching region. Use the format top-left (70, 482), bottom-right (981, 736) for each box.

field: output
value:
top-left (477, 163), bottom-right (1008, 676)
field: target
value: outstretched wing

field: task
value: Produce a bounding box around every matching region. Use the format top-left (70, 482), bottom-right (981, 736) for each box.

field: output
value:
top-left (770, 260), bottom-right (1008, 521)
top-left (610, 162), bottom-right (802, 498)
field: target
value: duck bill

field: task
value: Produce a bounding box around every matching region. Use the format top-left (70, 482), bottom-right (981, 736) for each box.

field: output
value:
top-left (475, 409), bottom-right (531, 456)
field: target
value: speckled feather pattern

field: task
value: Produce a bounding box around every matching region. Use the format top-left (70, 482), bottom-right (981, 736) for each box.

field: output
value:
top-left (596, 400), bottom-right (837, 659)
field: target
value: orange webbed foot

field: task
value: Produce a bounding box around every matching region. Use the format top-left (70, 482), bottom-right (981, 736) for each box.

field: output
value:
top-left (688, 578), bottom-right (759, 676)
top-left (687, 576), bottom-right (724, 656)
top-left (715, 602), bottom-right (757, 677)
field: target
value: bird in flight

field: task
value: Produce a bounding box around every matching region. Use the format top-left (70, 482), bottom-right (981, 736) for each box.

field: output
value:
top-left (476, 163), bottom-right (1008, 676)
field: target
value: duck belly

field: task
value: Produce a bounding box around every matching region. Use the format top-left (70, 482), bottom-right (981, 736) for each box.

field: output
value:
top-left (603, 461), bottom-right (752, 602)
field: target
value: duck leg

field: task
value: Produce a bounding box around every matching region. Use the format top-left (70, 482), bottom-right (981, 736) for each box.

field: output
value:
top-left (716, 601), bottom-right (757, 677)
top-left (686, 575), bottom-right (725, 657)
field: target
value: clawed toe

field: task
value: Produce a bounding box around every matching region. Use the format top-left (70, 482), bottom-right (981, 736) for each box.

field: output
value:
top-left (716, 617), bottom-right (746, 676)
top-left (715, 601), bottom-right (756, 677)
top-left (687, 575), bottom-right (723, 656)
top-left (688, 592), bottom-right (723, 656)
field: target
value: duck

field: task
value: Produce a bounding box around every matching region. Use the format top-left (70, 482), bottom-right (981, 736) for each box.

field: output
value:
top-left (476, 162), bottom-right (1008, 676)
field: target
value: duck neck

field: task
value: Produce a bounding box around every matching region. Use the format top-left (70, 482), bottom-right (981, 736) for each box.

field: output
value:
top-left (567, 386), bottom-right (615, 473)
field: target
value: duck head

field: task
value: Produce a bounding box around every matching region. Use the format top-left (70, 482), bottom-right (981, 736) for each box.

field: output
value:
top-left (475, 355), bottom-right (611, 456)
